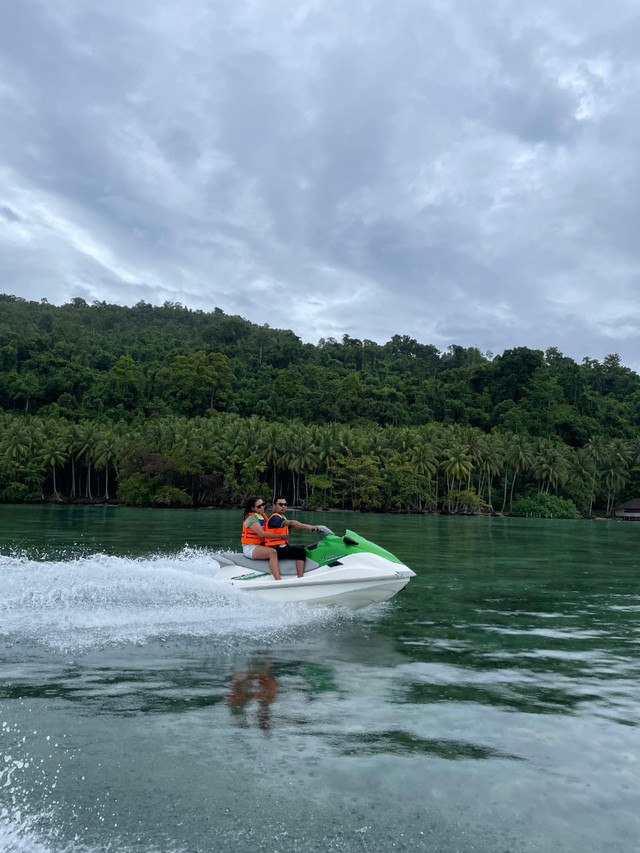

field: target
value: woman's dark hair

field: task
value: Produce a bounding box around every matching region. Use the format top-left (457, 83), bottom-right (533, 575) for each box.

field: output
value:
top-left (244, 496), bottom-right (263, 517)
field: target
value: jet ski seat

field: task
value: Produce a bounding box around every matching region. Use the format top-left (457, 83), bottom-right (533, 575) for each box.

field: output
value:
top-left (215, 553), bottom-right (321, 576)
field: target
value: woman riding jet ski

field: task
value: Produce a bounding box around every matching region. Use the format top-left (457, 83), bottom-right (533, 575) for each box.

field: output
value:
top-left (240, 495), bottom-right (319, 580)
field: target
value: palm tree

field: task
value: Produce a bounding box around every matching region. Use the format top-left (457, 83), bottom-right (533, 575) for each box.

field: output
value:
top-left (568, 448), bottom-right (596, 516)
top-left (461, 428), bottom-right (488, 491)
top-left (366, 426), bottom-right (396, 467)
top-left (94, 430), bottom-right (121, 500)
top-left (603, 465), bottom-right (627, 517)
top-left (313, 423), bottom-right (347, 475)
top-left (531, 441), bottom-right (570, 493)
top-left (75, 422), bottom-right (100, 499)
top-left (66, 423), bottom-right (85, 498)
top-left (37, 424), bottom-right (69, 500)
top-left (441, 442), bottom-right (474, 511)
top-left (408, 442), bottom-right (438, 511)
top-left (585, 435), bottom-right (610, 468)
top-left (585, 437), bottom-right (632, 516)
top-left (608, 438), bottom-right (634, 470)
top-left (281, 426), bottom-right (319, 505)
top-left (259, 422), bottom-right (284, 496)
top-left (1, 417), bottom-right (32, 463)
top-left (475, 433), bottom-right (504, 509)
top-left (502, 433), bottom-right (534, 513)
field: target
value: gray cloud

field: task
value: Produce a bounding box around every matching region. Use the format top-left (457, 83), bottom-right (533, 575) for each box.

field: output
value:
top-left (2, 0), bottom-right (640, 368)
top-left (0, 204), bottom-right (23, 222)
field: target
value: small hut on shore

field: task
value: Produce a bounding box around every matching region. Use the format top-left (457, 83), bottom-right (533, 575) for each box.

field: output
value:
top-left (613, 498), bottom-right (640, 521)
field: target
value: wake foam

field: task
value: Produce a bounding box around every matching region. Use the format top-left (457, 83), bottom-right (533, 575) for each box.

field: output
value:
top-left (1, 721), bottom-right (63, 853)
top-left (0, 549), bottom-right (353, 654)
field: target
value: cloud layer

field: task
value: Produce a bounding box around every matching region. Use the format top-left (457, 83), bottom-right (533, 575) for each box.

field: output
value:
top-left (2, 0), bottom-right (640, 367)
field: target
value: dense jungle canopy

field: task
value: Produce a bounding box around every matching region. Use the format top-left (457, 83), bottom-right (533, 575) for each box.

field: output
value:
top-left (1, 293), bottom-right (639, 516)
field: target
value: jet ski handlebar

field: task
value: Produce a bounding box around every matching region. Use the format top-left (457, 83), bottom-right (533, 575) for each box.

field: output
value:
top-left (314, 526), bottom-right (357, 546)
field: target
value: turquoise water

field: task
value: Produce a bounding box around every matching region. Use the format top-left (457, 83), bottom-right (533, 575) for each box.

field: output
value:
top-left (1, 506), bottom-right (639, 852)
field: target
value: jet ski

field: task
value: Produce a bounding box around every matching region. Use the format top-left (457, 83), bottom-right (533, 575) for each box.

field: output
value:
top-left (212, 526), bottom-right (416, 610)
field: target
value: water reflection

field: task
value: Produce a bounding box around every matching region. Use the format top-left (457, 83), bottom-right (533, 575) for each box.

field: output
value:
top-left (329, 729), bottom-right (519, 760)
top-left (227, 656), bottom-right (342, 733)
top-left (0, 647), bottom-right (345, 727)
top-left (228, 659), bottom-right (278, 732)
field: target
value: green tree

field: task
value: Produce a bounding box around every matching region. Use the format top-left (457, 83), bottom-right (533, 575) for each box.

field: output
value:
top-left (94, 429), bottom-right (121, 500)
top-left (502, 433), bottom-right (535, 513)
top-left (441, 443), bottom-right (474, 510)
top-left (157, 351), bottom-right (234, 416)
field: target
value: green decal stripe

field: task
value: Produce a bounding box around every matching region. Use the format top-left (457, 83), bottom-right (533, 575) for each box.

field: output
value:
top-left (232, 572), bottom-right (269, 581)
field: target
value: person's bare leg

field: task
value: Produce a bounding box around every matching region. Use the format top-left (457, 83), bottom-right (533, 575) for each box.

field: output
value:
top-left (296, 559), bottom-right (305, 578)
top-left (268, 549), bottom-right (281, 580)
top-left (251, 545), bottom-right (281, 580)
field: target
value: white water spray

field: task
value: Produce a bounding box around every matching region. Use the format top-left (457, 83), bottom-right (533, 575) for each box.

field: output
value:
top-left (0, 548), bottom-right (352, 654)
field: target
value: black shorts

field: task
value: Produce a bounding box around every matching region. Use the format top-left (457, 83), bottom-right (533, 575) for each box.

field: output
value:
top-left (274, 544), bottom-right (306, 561)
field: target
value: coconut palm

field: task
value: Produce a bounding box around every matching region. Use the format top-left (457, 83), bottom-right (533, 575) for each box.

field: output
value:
top-left (94, 430), bottom-right (122, 500)
top-left (585, 435), bottom-right (609, 467)
top-left (408, 442), bottom-right (439, 511)
top-left (1, 417), bottom-right (33, 463)
top-left (569, 448), bottom-right (597, 516)
top-left (441, 442), bottom-right (474, 511)
top-left (461, 428), bottom-right (488, 491)
top-left (75, 422), bottom-right (101, 499)
top-left (475, 433), bottom-right (504, 509)
top-left (584, 437), bottom-right (633, 516)
top-left (501, 433), bottom-right (535, 513)
top-left (281, 426), bottom-right (319, 505)
top-left (259, 421), bottom-right (285, 495)
top-left (603, 464), bottom-right (628, 517)
top-left (531, 441), bottom-right (570, 493)
top-left (313, 423), bottom-right (348, 475)
top-left (37, 424), bottom-right (69, 500)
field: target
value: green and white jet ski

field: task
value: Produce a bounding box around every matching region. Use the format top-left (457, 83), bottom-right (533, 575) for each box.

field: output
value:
top-left (212, 526), bottom-right (416, 610)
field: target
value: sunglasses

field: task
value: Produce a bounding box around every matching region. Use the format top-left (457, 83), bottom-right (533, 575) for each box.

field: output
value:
top-left (276, 502), bottom-right (287, 507)
top-left (255, 502), bottom-right (265, 508)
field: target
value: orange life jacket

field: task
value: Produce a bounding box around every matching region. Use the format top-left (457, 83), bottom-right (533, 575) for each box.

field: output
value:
top-left (241, 512), bottom-right (267, 545)
top-left (266, 513), bottom-right (289, 546)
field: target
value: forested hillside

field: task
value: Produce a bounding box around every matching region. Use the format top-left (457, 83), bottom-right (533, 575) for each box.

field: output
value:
top-left (1, 293), bottom-right (639, 515)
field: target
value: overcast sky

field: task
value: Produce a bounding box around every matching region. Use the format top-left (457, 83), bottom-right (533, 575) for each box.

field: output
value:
top-left (2, 0), bottom-right (640, 368)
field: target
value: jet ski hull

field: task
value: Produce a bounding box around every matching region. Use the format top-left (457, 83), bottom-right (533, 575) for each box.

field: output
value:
top-left (224, 573), bottom-right (413, 609)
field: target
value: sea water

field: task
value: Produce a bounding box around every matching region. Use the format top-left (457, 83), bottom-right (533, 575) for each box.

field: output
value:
top-left (1, 507), bottom-right (640, 852)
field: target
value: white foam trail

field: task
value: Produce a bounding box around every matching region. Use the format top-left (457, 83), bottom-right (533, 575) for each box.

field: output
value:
top-left (0, 822), bottom-right (184, 853)
top-left (0, 549), bottom-right (352, 653)
top-left (0, 722), bottom-right (62, 853)
top-left (0, 712), bottom-right (231, 853)
top-left (1, 719), bottom-right (183, 853)
top-left (0, 822), bottom-right (52, 853)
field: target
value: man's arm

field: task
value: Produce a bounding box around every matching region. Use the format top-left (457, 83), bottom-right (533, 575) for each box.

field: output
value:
top-left (285, 519), bottom-right (317, 531)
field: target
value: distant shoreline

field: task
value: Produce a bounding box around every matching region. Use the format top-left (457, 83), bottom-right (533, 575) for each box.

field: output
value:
top-left (1, 498), bottom-right (622, 521)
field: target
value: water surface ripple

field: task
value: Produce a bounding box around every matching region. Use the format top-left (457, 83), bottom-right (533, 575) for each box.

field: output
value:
top-left (1, 507), bottom-right (639, 852)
